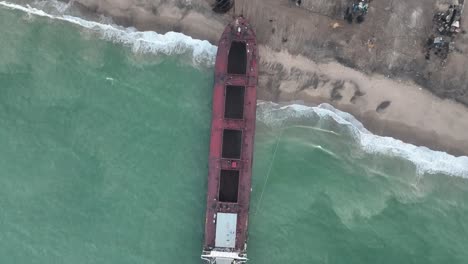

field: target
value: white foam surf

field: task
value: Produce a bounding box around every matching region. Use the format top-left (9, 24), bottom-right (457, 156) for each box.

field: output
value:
top-left (0, 1), bottom-right (217, 65)
top-left (257, 101), bottom-right (468, 178)
top-left (2, 1), bottom-right (467, 178)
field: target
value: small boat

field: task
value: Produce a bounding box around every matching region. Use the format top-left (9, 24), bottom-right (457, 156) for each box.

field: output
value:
top-left (201, 16), bottom-right (258, 264)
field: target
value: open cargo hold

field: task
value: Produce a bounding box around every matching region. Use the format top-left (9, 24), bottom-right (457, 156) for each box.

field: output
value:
top-left (202, 16), bottom-right (258, 264)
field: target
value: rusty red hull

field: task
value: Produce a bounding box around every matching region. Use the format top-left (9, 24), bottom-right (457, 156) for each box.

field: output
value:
top-left (202, 17), bottom-right (258, 262)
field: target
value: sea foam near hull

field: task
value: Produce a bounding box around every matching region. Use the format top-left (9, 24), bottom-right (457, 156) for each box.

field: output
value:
top-left (1, 0), bottom-right (466, 179)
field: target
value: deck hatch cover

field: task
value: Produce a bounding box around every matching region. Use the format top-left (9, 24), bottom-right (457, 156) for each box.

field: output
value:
top-left (215, 213), bottom-right (237, 248)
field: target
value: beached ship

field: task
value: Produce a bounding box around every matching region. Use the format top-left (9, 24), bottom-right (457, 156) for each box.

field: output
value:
top-left (201, 16), bottom-right (258, 264)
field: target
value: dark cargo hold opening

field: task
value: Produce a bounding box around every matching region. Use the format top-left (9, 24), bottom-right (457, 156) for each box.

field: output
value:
top-left (224, 85), bottom-right (245, 119)
top-left (227, 41), bottom-right (247, 75)
top-left (222, 129), bottom-right (242, 159)
top-left (218, 170), bottom-right (239, 203)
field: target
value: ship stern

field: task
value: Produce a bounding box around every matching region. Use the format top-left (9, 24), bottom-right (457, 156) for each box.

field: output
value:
top-left (201, 250), bottom-right (248, 264)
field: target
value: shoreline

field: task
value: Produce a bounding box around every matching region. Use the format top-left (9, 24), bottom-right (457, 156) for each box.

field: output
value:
top-left (258, 46), bottom-right (468, 157)
top-left (6, 0), bottom-right (468, 157)
top-left (67, 0), bottom-right (468, 156)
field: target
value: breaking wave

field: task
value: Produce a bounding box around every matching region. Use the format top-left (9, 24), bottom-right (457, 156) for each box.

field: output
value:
top-left (2, 1), bottom-right (467, 178)
top-left (256, 101), bottom-right (468, 178)
top-left (0, 1), bottom-right (217, 65)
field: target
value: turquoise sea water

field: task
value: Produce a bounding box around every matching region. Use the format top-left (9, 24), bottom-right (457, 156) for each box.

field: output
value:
top-left (1, 2), bottom-right (468, 263)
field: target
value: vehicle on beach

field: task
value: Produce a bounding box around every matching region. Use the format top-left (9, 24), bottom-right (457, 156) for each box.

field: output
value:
top-left (345, 0), bottom-right (370, 23)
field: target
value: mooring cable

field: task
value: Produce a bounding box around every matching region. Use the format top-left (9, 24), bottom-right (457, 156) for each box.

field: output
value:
top-left (254, 127), bottom-right (284, 217)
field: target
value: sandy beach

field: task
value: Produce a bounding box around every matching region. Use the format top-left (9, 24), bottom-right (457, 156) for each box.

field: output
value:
top-left (69, 0), bottom-right (468, 156)
top-left (260, 46), bottom-right (468, 156)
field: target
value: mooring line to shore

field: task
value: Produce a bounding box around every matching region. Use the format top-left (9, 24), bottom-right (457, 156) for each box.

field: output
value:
top-left (254, 127), bottom-right (284, 217)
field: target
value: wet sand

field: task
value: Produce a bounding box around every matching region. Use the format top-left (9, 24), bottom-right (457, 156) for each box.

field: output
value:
top-left (259, 46), bottom-right (468, 156)
top-left (72, 0), bottom-right (468, 156)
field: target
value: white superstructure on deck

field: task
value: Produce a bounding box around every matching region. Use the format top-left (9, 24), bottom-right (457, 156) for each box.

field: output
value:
top-left (201, 250), bottom-right (248, 264)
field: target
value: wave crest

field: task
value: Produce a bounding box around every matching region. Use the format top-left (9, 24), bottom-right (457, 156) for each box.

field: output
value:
top-left (257, 101), bottom-right (468, 178)
top-left (0, 1), bottom-right (217, 65)
top-left (2, 1), bottom-right (467, 178)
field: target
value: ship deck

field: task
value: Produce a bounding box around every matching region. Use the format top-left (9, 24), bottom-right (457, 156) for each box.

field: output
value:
top-left (202, 16), bottom-right (258, 263)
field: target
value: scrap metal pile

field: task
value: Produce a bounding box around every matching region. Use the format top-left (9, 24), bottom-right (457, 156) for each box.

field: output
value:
top-left (426, 2), bottom-right (464, 61)
top-left (434, 4), bottom-right (463, 35)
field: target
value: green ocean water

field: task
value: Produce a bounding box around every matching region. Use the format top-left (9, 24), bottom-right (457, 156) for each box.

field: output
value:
top-left (1, 3), bottom-right (468, 264)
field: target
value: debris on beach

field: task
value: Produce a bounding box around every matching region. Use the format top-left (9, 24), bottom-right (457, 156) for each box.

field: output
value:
top-left (366, 38), bottom-right (376, 50)
top-left (344, 0), bottom-right (370, 24)
top-left (331, 22), bottom-right (341, 29)
top-left (434, 4), bottom-right (463, 35)
top-left (212, 0), bottom-right (234, 13)
top-left (289, 0), bottom-right (302, 7)
top-left (425, 1), bottom-right (465, 61)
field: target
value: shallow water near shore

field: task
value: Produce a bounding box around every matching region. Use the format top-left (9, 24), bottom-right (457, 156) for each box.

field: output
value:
top-left (1, 2), bottom-right (468, 264)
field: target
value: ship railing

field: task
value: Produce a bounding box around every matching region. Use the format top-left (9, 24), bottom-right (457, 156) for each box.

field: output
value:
top-left (201, 250), bottom-right (248, 264)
